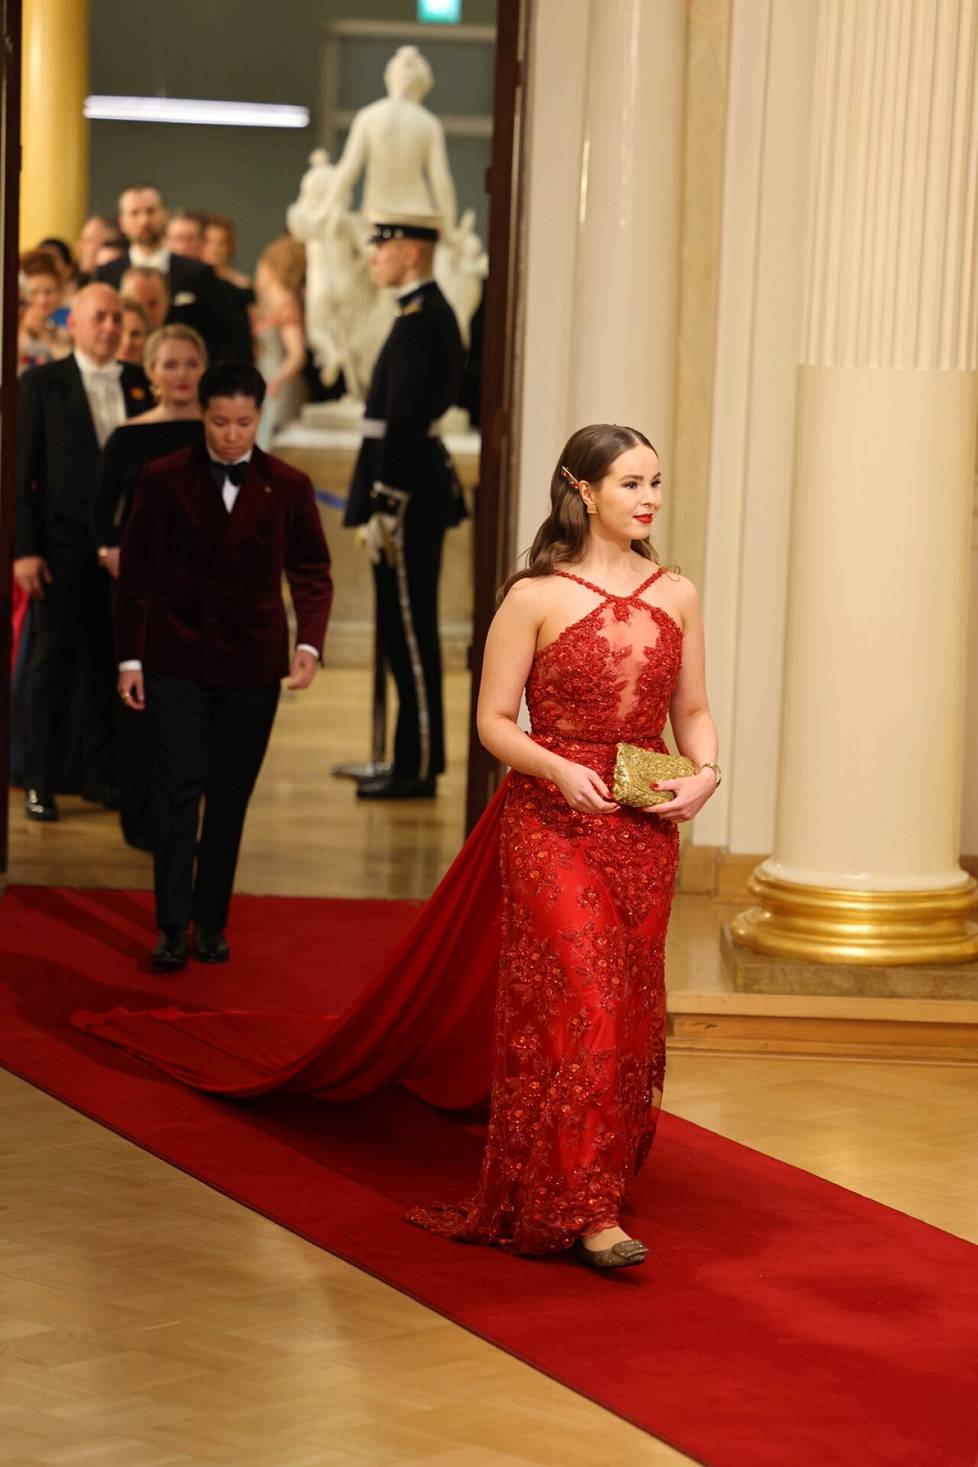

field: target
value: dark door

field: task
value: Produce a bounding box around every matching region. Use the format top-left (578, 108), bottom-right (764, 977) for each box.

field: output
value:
top-left (464, 0), bottom-right (532, 833)
top-left (0, 0), bottom-right (22, 878)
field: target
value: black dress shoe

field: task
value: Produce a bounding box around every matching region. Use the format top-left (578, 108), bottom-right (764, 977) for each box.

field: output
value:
top-left (356, 775), bottom-right (437, 801)
top-left (25, 790), bottom-right (59, 822)
top-left (151, 928), bottom-right (188, 972)
top-left (193, 928), bottom-right (230, 964)
top-left (81, 783), bottom-right (121, 809)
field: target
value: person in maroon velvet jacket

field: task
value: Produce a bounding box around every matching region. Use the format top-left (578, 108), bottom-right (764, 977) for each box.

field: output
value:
top-left (116, 362), bottom-right (333, 971)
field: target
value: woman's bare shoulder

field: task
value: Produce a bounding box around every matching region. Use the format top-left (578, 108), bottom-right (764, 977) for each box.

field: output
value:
top-left (658, 570), bottom-right (701, 628)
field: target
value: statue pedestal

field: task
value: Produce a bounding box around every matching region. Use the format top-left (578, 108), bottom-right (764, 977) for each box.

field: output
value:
top-left (298, 400), bottom-right (473, 439)
top-left (272, 420), bottom-right (481, 669)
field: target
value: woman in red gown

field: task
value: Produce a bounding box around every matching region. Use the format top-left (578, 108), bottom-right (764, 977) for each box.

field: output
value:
top-left (74, 423), bottom-right (719, 1270)
top-left (408, 423), bottom-right (720, 1267)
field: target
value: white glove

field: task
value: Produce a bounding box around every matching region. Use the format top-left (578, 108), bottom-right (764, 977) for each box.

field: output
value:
top-left (362, 511), bottom-right (400, 566)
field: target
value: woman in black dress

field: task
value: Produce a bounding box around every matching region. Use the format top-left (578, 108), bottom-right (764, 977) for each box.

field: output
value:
top-left (92, 324), bottom-right (207, 848)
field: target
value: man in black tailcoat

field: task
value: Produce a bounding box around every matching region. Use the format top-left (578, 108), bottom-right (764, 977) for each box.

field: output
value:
top-left (346, 213), bottom-right (465, 801)
top-left (13, 283), bottom-right (149, 821)
top-left (96, 183), bottom-right (236, 363)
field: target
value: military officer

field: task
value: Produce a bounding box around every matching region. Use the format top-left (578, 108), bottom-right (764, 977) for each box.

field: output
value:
top-left (347, 212), bottom-right (465, 801)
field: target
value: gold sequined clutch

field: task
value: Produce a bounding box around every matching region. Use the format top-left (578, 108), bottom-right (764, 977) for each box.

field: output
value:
top-left (612, 743), bottom-right (696, 808)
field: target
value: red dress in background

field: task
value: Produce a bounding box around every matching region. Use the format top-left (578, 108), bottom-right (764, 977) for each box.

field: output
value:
top-left (73, 568), bottom-right (684, 1255)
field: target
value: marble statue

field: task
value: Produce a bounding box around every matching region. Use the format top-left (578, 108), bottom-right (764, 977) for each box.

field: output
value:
top-left (287, 149), bottom-right (393, 402)
top-left (317, 46), bottom-right (457, 234)
top-left (287, 47), bottom-right (487, 418)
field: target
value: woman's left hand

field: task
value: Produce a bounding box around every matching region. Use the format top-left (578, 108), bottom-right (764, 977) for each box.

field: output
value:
top-left (643, 770), bottom-right (717, 823)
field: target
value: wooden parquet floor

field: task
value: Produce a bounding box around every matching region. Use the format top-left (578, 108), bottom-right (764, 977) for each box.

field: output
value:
top-left (3, 668), bottom-right (977, 1464)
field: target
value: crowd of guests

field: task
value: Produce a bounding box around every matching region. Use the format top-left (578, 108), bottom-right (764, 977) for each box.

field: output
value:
top-left (11, 183), bottom-right (318, 837)
top-left (18, 188), bottom-right (313, 418)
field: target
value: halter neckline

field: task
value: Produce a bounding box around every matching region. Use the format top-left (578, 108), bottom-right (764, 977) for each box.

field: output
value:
top-left (553, 567), bottom-right (668, 601)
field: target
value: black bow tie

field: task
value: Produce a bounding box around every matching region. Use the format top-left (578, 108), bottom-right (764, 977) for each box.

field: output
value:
top-left (210, 458), bottom-right (249, 488)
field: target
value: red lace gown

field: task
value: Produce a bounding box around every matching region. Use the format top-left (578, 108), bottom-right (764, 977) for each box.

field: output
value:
top-left (407, 567), bottom-right (684, 1253)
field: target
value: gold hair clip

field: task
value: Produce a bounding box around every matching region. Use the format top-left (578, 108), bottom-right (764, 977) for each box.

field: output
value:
top-left (560, 464), bottom-right (581, 490)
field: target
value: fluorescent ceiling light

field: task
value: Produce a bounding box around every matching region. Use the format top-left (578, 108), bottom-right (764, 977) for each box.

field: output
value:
top-left (83, 96), bottom-right (309, 128)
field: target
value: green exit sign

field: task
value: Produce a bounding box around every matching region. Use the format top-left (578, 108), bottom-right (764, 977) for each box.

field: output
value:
top-left (418, 0), bottom-right (461, 21)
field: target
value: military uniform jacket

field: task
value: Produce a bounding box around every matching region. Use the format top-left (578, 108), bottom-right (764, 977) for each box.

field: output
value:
top-left (345, 279), bottom-right (465, 528)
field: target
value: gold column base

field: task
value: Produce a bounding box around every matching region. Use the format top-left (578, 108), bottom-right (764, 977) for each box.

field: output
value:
top-left (732, 869), bottom-right (978, 965)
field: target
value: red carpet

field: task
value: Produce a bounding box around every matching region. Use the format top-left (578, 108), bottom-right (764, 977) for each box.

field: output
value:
top-left (2, 884), bottom-right (978, 1467)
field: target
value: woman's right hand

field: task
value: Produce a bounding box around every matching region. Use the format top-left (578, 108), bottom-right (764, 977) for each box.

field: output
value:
top-left (552, 759), bottom-right (619, 815)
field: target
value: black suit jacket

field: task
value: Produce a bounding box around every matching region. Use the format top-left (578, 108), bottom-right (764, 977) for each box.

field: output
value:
top-left (116, 442), bottom-right (333, 686)
top-left (345, 280), bottom-right (464, 527)
top-left (14, 355), bottom-right (149, 558)
top-left (95, 251), bottom-right (240, 364)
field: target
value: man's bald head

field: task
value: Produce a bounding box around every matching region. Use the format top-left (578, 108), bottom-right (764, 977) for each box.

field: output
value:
top-left (68, 283), bottom-right (123, 363)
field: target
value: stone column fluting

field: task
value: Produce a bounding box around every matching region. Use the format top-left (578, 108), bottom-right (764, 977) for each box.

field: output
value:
top-left (733, 0), bottom-right (978, 962)
top-left (568, 0), bottom-right (685, 553)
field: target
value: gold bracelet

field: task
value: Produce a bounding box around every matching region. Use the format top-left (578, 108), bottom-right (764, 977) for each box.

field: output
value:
top-left (699, 762), bottom-right (722, 789)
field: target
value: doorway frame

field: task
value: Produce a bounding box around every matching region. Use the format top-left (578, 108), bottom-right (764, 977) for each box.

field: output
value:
top-left (0, 0), bottom-right (22, 880)
top-left (0, 0), bottom-right (532, 873)
top-left (463, 0), bottom-right (532, 834)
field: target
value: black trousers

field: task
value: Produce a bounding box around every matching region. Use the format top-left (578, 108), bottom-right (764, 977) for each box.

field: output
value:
top-left (373, 506), bottom-right (446, 781)
top-left (24, 529), bottom-right (116, 794)
top-left (146, 675), bottom-right (280, 932)
top-left (117, 698), bottom-right (154, 848)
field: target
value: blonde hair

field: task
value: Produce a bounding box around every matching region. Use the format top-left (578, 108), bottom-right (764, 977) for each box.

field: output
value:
top-left (143, 323), bottom-right (207, 374)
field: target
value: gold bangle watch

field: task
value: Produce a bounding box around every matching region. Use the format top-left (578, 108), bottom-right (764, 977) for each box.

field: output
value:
top-left (699, 762), bottom-right (722, 789)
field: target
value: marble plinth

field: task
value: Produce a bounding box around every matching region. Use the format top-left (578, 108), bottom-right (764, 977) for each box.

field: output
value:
top-left (723, 925), bottom-right (978, 1000)
top-left (272, 424), bottom-right (480, 669)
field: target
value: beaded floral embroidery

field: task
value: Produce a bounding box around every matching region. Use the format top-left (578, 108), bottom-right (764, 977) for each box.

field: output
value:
top-left (408, 569), bottom-right (684, 1254)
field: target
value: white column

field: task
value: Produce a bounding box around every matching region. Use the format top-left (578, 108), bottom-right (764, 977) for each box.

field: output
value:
top-left (569, 0), bottom-right (685, 553)
top-left (693, 0), bottom-right (820, 855)
top-left (516, 0), bottom-right (686, 559)
top-left (734, 0), bottom-right (978, 963)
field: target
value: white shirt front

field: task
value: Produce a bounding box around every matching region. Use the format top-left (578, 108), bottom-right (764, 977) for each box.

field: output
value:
top-left (74, 349), bottom-right (126, 449)
top-left (128, 243), bottom-right (170, 273)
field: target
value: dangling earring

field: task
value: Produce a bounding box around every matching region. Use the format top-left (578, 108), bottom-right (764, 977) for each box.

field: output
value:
top-left (584, 501), bottom-right (597, 516)
top-left (150, 383), bottom-right (162, 401)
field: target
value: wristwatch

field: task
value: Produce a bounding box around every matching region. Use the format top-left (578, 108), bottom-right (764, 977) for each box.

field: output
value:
top-left (699, 762), bottom-right (722, 789)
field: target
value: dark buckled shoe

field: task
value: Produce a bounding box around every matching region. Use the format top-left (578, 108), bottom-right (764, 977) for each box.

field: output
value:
top-left (193, 928), bottom-right (230, 964)
top-left (151, 927), bottom-right (188, 972)
top-left (25, 789), bottom-right (59, 822)
top-left (356, 775), bottom-right (437, 801)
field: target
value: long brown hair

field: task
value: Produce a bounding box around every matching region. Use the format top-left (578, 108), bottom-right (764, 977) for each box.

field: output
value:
top-left (500, 423), bottom-right (658, 599)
